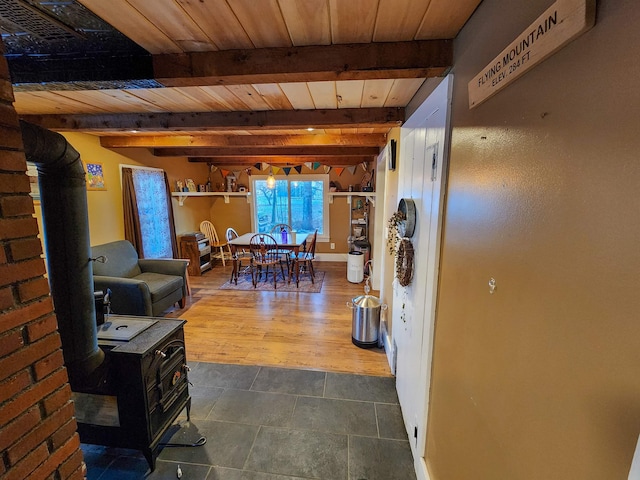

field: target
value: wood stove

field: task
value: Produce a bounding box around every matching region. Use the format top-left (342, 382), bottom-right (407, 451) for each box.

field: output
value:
top-left (72, 315), bottom-right (191, 471)
top-left (20, 123), bottom-right (192, 472)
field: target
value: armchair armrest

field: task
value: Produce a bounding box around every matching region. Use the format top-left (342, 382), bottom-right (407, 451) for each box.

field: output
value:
top-left (93, 275), bottom-right (152, 317)
top-left (138, 258), bottom-right (188, 277)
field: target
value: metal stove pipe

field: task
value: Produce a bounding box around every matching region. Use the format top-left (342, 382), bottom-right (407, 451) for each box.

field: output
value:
top-left (20, 120), bottom-right (104, 389)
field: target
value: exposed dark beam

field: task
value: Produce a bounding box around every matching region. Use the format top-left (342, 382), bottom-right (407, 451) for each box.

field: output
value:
top-left (153, 146), bottom-right (380, 157)
top-left (188, 156), bottom-right (373, 166)
top-left (100, 133), bottom-right (387, 148)
top-left (20, 107), bottom-right (404, 132)
top-left (154, 40), bottom-right (452, 87)
top-left (8, 56), bottom-right (158, 91)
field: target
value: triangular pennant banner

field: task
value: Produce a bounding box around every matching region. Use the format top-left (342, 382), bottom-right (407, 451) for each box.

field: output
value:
top-left (210, 165), bottom-right (219, 173)
top-left (254, 163), bottom-right (262, 171)
top-left (246, 167), bottom-right (253, 176)
top-left (304, 162), bottom-right (313, 170)
top-left (294, 165), bottom-right (302, 174)
top-left (233, 170), bottom-right (243, 179)
top-left (261, 162), bottom-right (270, 171)
top-left (272, 166), bottom-right (281, 175)
top-left (283, 167), bottom-right (292, 176)
top-left (347, 165), bottom-right (357, 175)
top-left (324, 166), bottom-right (332, 174)
top-left (334, 167), bottom-right (344, 177)
top-left (312, 162), bottom-right (322, 171)
top-left (220, 169), bottom-right (231, 178)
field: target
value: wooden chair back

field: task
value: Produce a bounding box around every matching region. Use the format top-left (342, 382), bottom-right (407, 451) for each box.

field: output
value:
top-left (270, 223), bottom-right (292, 235)
top-left (249, 234), bottom-right (280, 265)
top-left (225, 227), bottom-right (239, 242)
top-left (200, 220), bottom-right (229, 266)
top-left (200, 220), bottom-right (224, 245)
top-left (305, 230), bottom-right (318, 259)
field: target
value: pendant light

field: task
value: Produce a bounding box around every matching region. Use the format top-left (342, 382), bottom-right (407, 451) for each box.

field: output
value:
top-left (266, 166), bottom-right (276, 189)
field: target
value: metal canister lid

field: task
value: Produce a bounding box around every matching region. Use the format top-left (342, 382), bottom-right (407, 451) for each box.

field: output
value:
top-left (352, 294), bottom-right (382, 308)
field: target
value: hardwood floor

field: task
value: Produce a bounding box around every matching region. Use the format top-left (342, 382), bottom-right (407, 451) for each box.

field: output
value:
top-left (165, 261), bottom-right (392, 377)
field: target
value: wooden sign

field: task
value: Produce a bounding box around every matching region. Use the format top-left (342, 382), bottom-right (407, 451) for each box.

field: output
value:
top-left (468, 0), bottom-right (596, 108)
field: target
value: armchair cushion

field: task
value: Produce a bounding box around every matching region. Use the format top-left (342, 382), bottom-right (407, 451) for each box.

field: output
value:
top-left (91, 240), bottom-right (188, 317)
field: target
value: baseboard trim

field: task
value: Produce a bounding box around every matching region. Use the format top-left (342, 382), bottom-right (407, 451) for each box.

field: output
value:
top-left (380, 319), bottom-right (395, 375)
top-left (314, 253), bottom-right (348, 262)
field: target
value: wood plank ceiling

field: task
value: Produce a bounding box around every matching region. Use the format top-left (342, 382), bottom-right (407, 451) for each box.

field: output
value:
top-left (5, 0), bottom-right (482, 166)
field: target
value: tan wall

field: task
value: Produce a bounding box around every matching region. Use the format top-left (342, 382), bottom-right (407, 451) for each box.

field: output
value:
top-left (51, 139), bottom-right (376, 254)
top-left (379, 128), bottom-right (401, 329)
top-left (60, 133), bottom-right (143, 245)
top-left (427, 1), bottom-right (640, 479)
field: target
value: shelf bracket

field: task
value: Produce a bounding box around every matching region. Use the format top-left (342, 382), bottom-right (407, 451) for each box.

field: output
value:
top-left (177, 194), bottom-right (187, 207)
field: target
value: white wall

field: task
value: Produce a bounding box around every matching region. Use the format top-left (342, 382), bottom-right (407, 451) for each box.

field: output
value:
top-left (392, 76), bottom-right (452, 480)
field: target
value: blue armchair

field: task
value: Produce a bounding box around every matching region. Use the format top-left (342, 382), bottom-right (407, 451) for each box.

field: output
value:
top-left (91, 240), bottom-right (188, 317)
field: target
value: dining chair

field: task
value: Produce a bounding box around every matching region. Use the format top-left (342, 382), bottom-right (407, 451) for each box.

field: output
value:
top-left (200, 220), bottom-right (230, 266)
top-left (270, 223), bottom-right (292, 240)
top-left (290, 230), bottom-right (317, 288)
top-left (249, 233), bottom-right (286, 289)
top-left (225, 227), bottom-right (251, 284)
top-left (269, 223), bottom-right (294, 267)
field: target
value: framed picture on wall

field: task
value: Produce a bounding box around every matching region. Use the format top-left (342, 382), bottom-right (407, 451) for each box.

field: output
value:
top-left (86, 162), bottom-right (106, 190)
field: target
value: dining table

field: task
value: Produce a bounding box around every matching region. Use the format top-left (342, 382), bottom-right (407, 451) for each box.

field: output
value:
top-left (227, 232), bottom-right (309, 284)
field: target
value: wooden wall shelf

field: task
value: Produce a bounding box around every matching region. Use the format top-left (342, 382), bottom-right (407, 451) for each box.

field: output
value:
top-left (328, 192), bottom-right (376, 206)
top-left (171, 191), bottom-right (251, 206)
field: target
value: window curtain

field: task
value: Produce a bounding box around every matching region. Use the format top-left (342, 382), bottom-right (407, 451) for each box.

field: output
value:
top-left (122, 167), bottom-right (178, 259)
top-left (122, 167), bottom-right (143, 253)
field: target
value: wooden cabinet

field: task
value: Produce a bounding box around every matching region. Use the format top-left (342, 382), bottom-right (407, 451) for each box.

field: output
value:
top-left (179, 233), bottom-right (212, 276)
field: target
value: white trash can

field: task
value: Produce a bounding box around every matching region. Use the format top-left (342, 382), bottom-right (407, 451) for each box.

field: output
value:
top-left (347, 251), bottom-right (364, 283)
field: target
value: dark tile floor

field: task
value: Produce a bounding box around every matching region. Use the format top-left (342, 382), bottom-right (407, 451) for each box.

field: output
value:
top-left (82, 362), bottom-right (417, 480)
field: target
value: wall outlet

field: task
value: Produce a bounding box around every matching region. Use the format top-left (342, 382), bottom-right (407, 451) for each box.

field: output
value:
top-left (330, 242), bottom-right (335, 249)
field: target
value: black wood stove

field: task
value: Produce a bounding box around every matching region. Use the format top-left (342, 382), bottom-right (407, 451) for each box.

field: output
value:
top-left (72, 315), bottom-right (191, 471)
top-left (20, 123), bottom-right (192, 473)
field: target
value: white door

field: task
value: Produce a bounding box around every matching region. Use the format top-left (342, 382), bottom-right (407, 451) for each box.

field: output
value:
top-left (393, 76), bottom-right (452, 480)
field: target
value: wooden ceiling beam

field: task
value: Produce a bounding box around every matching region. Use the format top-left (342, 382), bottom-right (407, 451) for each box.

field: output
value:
top-left (20, 107), bottom-right (404, 132)
top-left (188, 156), bottom-right (373, 166)
top-left (153, 41), bottom-right (452, 87)
top-left (152, 146), bottom-right (380, 157)
top-left (100, 133), bottom-right (387, 148)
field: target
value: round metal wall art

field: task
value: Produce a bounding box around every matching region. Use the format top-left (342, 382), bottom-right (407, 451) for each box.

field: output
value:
top-left (398, 198), bottom-right (416, 238)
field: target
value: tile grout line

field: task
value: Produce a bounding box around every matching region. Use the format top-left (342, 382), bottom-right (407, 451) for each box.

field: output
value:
top-left (248, 365), bottom-right (262, 390)
top-left (322, 371), bottom-right (328, 398)
top-left (347, 433), bottom-right (351, 480)
top-left (241, 424), bottom-right (263, 472)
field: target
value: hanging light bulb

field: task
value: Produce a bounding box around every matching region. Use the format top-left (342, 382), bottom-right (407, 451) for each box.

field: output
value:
top-left (266, 166), bottom-right (276, 189)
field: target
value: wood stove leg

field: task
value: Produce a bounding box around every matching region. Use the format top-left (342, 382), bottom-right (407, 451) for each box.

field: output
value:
top-left (186, 396), bottom-right (192, 421)
top-left (143, 447), bottom-right (157, 472)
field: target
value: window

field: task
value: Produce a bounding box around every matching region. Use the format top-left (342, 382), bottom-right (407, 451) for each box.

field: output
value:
top-left (122, 165), bottom-right (174, 258)
top-left (250, 174), bottom-right (329, 241)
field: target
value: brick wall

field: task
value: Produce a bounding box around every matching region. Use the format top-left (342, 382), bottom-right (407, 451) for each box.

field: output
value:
top-left (0, 42), bottom-right (86, 480)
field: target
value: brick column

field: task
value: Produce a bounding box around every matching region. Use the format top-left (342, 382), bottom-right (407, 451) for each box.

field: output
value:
top-left (0, 41), bottom-right (86, 480)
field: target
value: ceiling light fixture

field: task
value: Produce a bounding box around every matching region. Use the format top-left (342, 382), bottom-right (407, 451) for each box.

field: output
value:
top-left (266, 166), bottom-right (276, 189)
